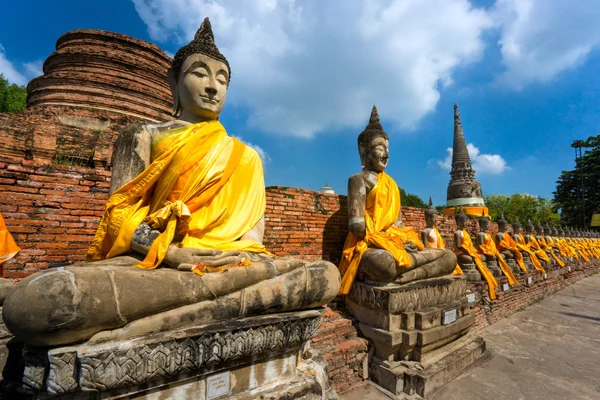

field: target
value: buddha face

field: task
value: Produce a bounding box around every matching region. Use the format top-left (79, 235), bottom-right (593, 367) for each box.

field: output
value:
top-left (513, 224), bottom-right (521, 234)
top-left (175, 53), bottom-right (229, 120)
top-left (479, 218), bottom-right (489, 232)
top-left (425, 211), bottom-right (437, 228)
top-left (363, 137), bottom-right (389, 172)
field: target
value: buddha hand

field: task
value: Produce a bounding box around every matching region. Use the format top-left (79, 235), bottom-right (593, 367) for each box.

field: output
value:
top-left (403, 242), bottom-right (419, 253)
top-left (163, 246), bottom-right (248, 270)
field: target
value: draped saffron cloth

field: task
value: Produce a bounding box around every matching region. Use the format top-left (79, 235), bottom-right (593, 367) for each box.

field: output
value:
top-left (514, 235), bottom-right (546, 275)
top-left (428, 228), bottom-right (463, 275)
top-left (87, 121), bottom-right (266, 268)
top-left (527, 235), bottom-right (551, 264)
top-left (569, 239), bottom-right (590, 262)
top-left (538, 236), bottom-right (565, 267)
top-left (497, 234), bottom-right (527, 273)
top-left (455, 230), bottom-right (498, 300)
top-left (478, 233), bottom-right (517, 286)
top-left (0, 213), bottom-right (19, 265)
top-left (338, 172), bottom-right (423, 296)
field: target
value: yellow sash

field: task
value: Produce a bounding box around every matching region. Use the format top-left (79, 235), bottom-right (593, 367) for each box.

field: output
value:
top-left (498, 234), bottom-right (527, 273)
top-left (538, 236), bottom-right (565, 267)
top-left (456, 230), bottom-right (498, 300)
top-left (478, 233), bottom-right (517, 286)
top-left (527, 235), bottom-right (551, 263)
top-left (515, 235), bottom-right (546, 274)
top-left (338, 172), bottom-right (423, 295)
top-left (0, 213), bottom-right (19, 266)
top-left (87, 121), bottom-right (265, 268)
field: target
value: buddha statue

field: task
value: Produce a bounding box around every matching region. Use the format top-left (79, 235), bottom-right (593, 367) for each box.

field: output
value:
top-left (337, 106), bottom-right (456, 295)
top-left (495, 213), bottom-right (525, 275)
top-left (545, 223), bottom-right (566, 266)
top-left (525, 220), bottom-right (551, 267)
top-left (3, 18), bottom-right (340, 348)
top-left (452, 208), bottom-right (501, 298)
top-left (535, 222), bottom-right (555, 264)
top-left (510, 218), bottom-right (545, 274)
top-left (476, 212), bottom-right (517, 286)
top-left (421, 197), bottom-right (463, 276)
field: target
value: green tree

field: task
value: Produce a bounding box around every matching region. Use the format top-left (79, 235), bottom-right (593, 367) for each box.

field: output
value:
top-left (0, 73), bottom-right (27, 113)
top-left (554, 135), bottom-right (600, 227)
top-left (400, 188), bottom-right (427, 208)
top-left (485, 193), bottom-right (560, 225)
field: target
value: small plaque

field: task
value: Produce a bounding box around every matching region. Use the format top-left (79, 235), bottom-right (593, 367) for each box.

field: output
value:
top-left (544, 273), bottom-right (548, 279)
top-left (503, 283), bottom-right (509, 292)
top-left (207, 371), bottom-right (231, 399)
top-left (466, 293), bottom-right (476, 303)
top-left (527, 276), bottom-right (533, 285)
top-left (443, 309), bottom-right (457, 325)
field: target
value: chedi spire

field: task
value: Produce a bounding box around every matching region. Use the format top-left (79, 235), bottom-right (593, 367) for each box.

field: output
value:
top-left (444, 103), bottom-right (487, 216)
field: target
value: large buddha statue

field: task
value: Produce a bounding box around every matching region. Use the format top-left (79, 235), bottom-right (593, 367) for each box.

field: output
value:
top-left (3, 18), bottom-right (340, 347)
top-left (338, 106), bottom-right (456, 295)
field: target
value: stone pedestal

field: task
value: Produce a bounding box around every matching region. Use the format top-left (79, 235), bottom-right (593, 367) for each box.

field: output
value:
top-left (460, 262), bottom-right (481, 282)
top-left (485, 260), bottom-right (502, 277)
top-left (4, 310), bottom-right (336, 399)
top-left (346, 276), bottom-right (485, 398)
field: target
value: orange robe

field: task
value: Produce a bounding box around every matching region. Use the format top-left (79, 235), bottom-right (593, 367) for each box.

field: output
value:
top-left (527, 235), bottom-right (551, 264)
top-left (514, 235), bottom-right (546, 275)
top-left (338, 172), bottom-right (423, 295)
top-left (538, 236), bottom-right (565, 267)
top-left (427, 227), bottom-right (462, 275)
top-left (87, 121), bottom-right (266, 269)
top-left (455, 230), bottom-right (498, 300)
top-left (0, 213), bottom-right (19, 265)
top-left (497, 234), bottom-right (527, 273)
top-left (478, 233), bottom-right (517, 286)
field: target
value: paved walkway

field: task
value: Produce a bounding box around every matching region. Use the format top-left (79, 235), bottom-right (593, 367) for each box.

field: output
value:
top-left (344, 273), bottom-right (600, 400)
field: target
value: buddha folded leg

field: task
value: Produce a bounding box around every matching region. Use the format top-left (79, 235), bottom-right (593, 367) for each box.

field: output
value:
top-left (357, 247), bottom-right (456, 284)
top-left (3, 257), bottom-right (339, 347)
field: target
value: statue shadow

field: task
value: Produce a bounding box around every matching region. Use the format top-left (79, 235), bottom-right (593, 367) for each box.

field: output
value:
top-left (321, 197), bottom-right (348, 267)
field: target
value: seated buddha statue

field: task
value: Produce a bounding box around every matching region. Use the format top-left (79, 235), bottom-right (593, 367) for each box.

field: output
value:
top-left (337, 106), bottom-right (456, 295)
top-left (534, 222), bottom-right (558, 266)
top-left (452, 208), bottom-right (497, 298)
top-left (544, 223), bottom-right (566, 266)
top-left (510, 219), bottom-right (544, 274)
top-left (3, 18), bottom-right (340, 348)
top-left (420, 198), bottom-right (463, 275)
top-left (475, 213), bottom-right (517, 286)
top-left (525, 220), bottom-right (551, 267)
top-left (495, 213), bottom-right (526, 275)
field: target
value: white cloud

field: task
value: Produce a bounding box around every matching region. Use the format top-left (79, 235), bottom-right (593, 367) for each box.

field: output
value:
top-left (233, 136), bottom-right (271, 164)
top-left (493, 0), bottom-right (600, 89)
top-left (0, 44), bottom-right (43, 86)
top-left (437, 143), bottom-right (509, 175)
top-left (132, 0), bottom-right (493, 137)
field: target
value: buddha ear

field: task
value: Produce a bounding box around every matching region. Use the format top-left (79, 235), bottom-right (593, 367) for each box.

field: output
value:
top-left (358, 144), bottom-right (366, 168)
top-left (168, 68), bottom-right (181, 117)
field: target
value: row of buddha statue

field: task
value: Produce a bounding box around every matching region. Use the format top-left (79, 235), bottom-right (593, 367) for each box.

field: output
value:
top-left (423, 205), bottom-right (600, 299)
top-left (1, 16), bottom-right (598, 355)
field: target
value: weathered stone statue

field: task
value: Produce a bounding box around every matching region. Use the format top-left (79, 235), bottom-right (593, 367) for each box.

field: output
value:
top-left (525, 220), bottom-right (551, 267)
top-left (534, 222), bottom-right (555, 265)
top-left (544, 223), bottom-right (566, 267)
top-left (475, 213), bottom-right (517, 286)
top-left (510, 219), bottom-right (544, 274)
top-left (3, 18), bottom-right (340, 349)
top-left (338, 106), bottom-right (456, 294)
top-left (421, 198), bottom-right (463, 276)
top-left (453, 208), bottom-right (499, 297)
top-left (340, 109), bottom-right (485, 398)
top-left (495, 214), bottom-right (526, 275)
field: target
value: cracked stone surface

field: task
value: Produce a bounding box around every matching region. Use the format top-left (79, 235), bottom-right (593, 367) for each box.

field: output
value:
top-left (433, 273), bottom-right (600, 400)
top-left (342, 274), bottom-right (600, 400)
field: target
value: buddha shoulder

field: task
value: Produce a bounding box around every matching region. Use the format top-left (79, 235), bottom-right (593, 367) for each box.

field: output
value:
top-left (348, 172), bottom-right (377, 195)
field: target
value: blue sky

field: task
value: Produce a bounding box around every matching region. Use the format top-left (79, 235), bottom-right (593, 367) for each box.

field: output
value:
top-left (2, 0), bottom-right (599, 206)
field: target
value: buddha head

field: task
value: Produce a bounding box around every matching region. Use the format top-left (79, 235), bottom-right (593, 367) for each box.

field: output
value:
top-left (544, 223), bottom-right (552, 236)
top-left (552, 226), bottom-right (559, 237)
top-left (534, 222), bottom-right (544, 235)
top-left (478, 211), bottom-right (490, 233)
top-left (168, 17), bottom-right (230, 121)
top-left (358, 106), bottom-right (389, 172)
top-left (424, 197), bottom-right (438, 229)
top-left (558, 227), bottom-right (564, 237)
top-left (497, 212), bottom-right (508, 233)
top-left (512, 218), bottom-right (522, 235)
top-left (525, 220), bottom-right (534, 234)
top-left (455, 207), bottom-right (468, 230)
